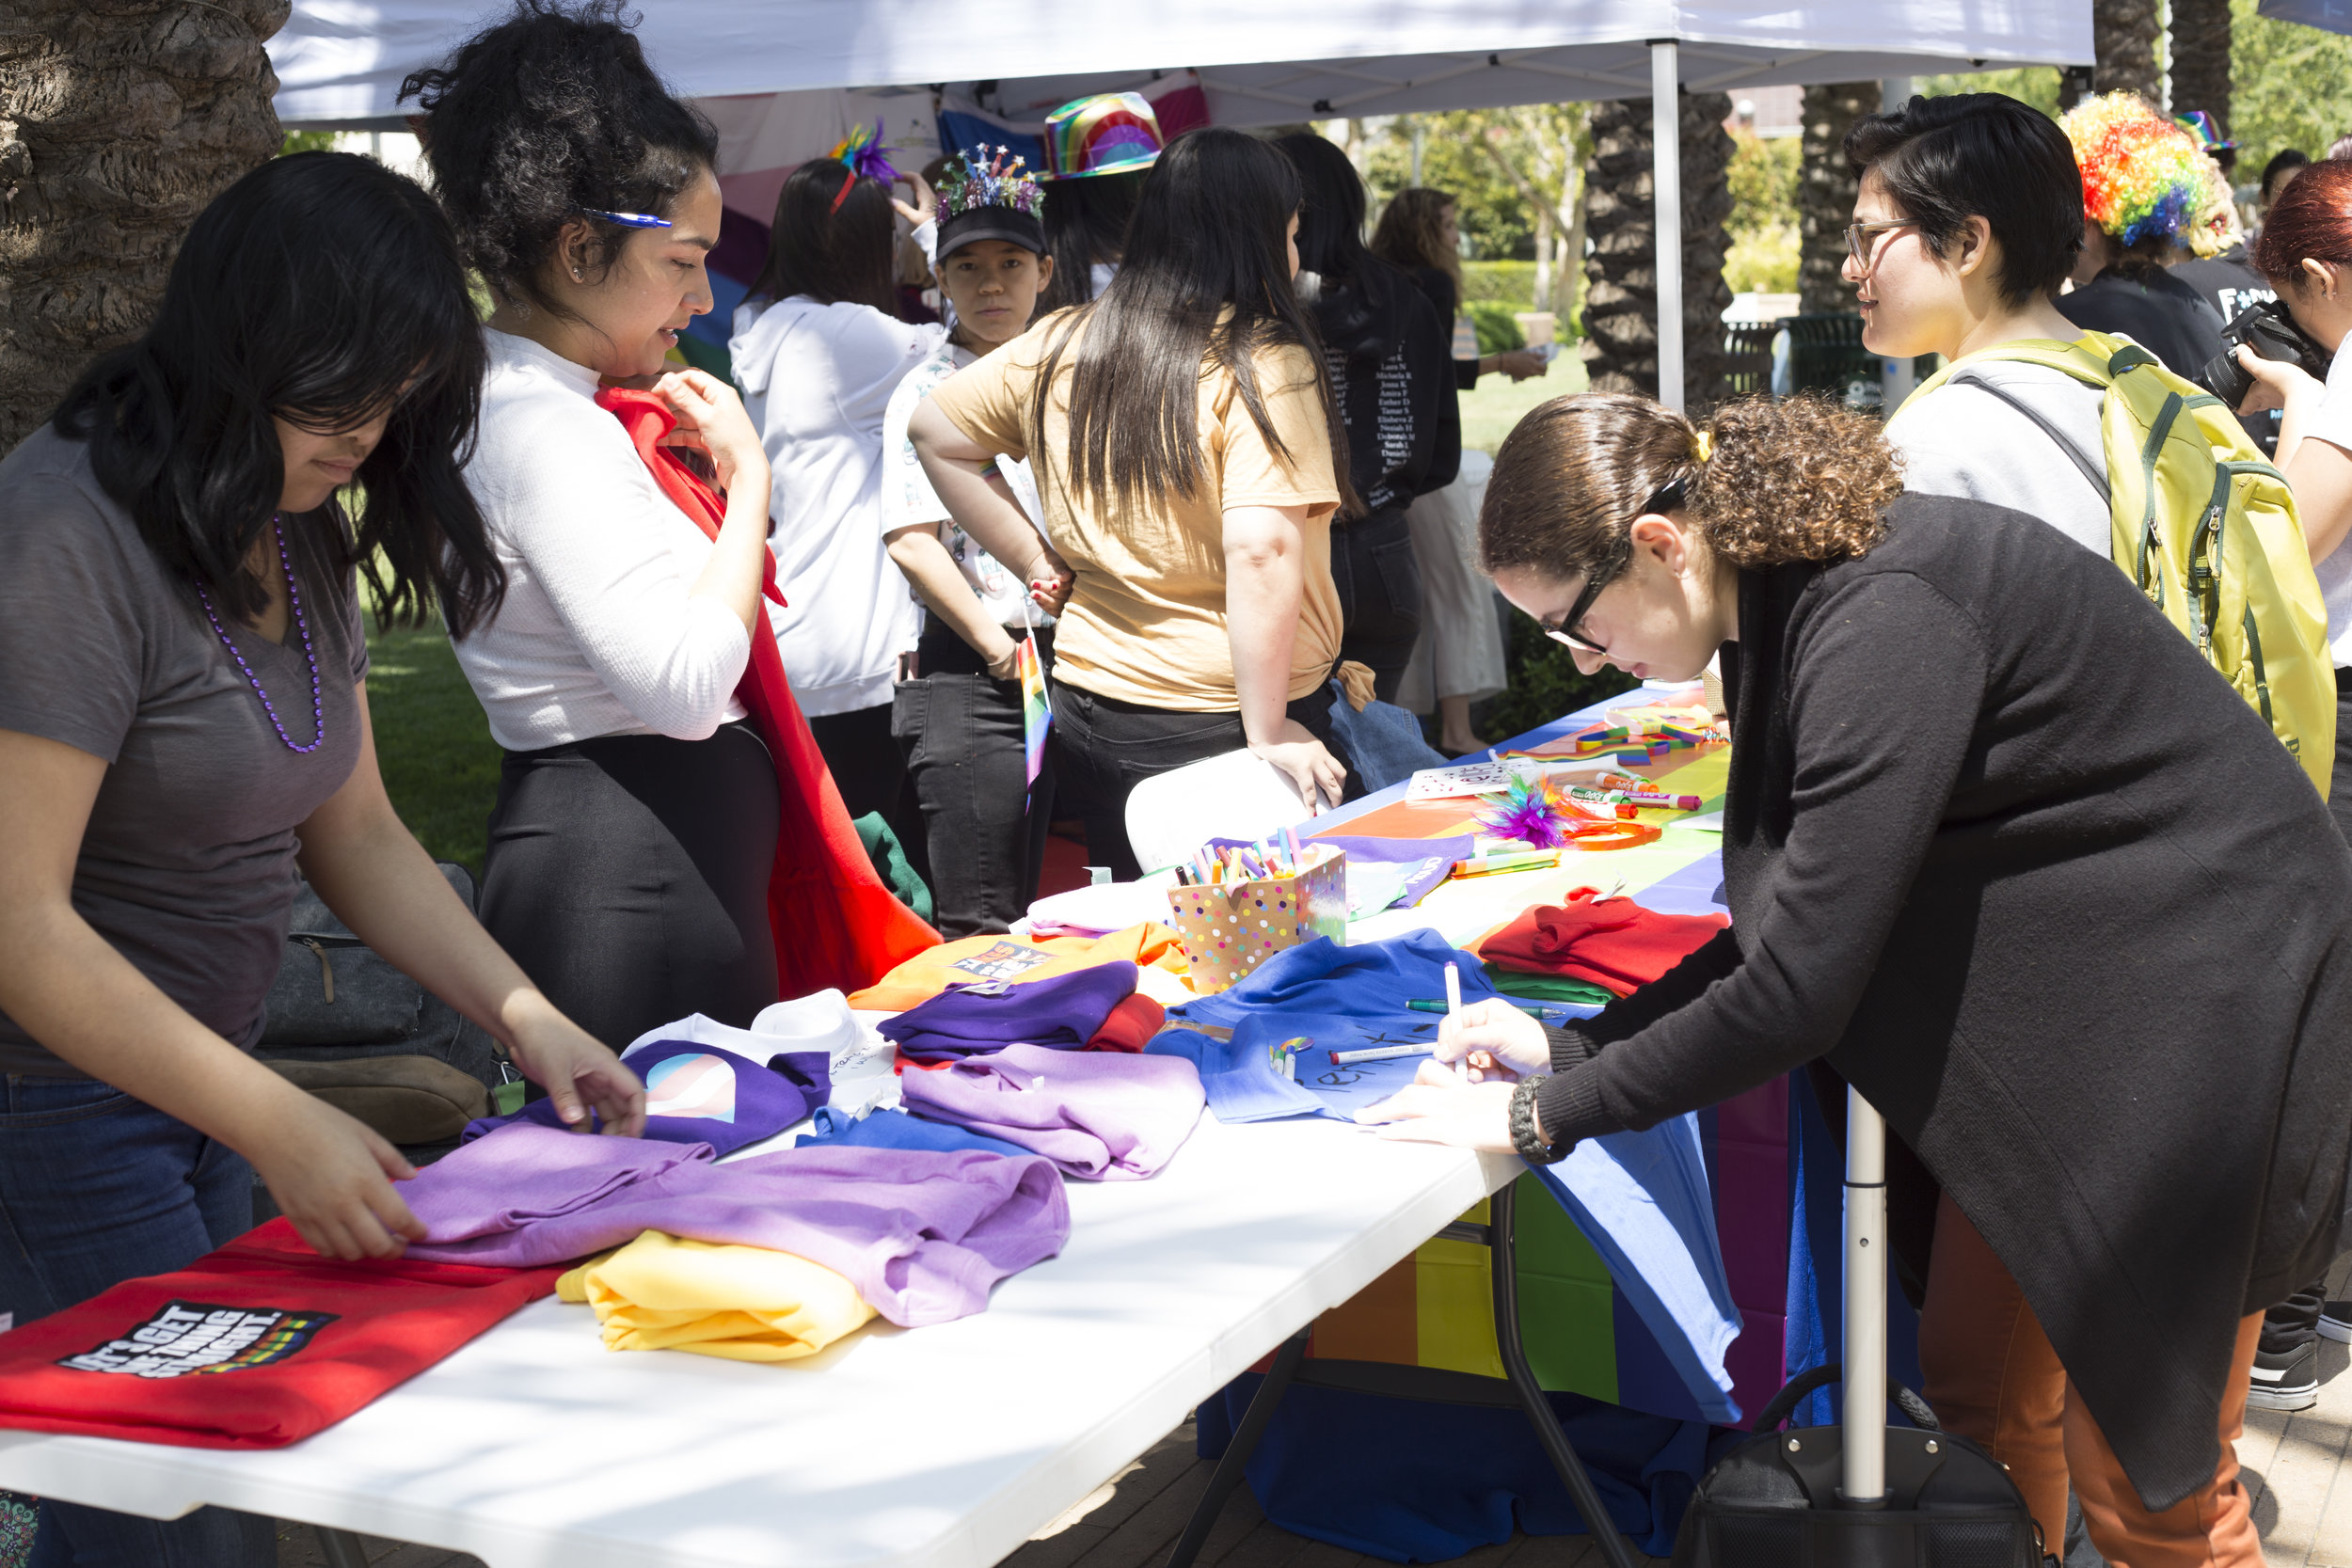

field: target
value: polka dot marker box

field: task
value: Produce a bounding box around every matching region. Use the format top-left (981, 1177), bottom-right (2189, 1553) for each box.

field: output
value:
top-left (1166, 844), bottom-right (1349, 994)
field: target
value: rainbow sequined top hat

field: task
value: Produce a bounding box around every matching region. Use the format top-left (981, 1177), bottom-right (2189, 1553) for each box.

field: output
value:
top-left (2060, 91), bottom-right (2216, 248)
top-left (1040, 92), bottom-right (1165, 181)
top-left (2172, 109), bottom-right (2239, 154)
top-left (936, 145), bottom-right (1046, 257)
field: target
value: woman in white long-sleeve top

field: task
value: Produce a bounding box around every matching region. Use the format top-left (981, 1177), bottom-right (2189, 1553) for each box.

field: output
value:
top-left (729, 153), bottom-right (945, 831)
top-left (402, 5), bottom-right (779, 1048)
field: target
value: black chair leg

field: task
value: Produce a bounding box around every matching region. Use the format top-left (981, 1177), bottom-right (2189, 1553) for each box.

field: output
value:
top-left (1490, 1180), bottom-right (1643, 1568)
top-left (1164, 1326), bottom-right (1311, 1568)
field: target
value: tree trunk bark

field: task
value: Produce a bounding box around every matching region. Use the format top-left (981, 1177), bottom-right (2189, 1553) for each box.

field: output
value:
top-left (1798, 82), bottom-right (1876, 317)
top-left (1533, 198), bottom-right (1552, 324)
top-left (0, 0), bottom-right (290, 453)
top-left (2093, 0), bottom-right (2162, 104)
top-left (2168, 0), bottom-right (2232, 133)
top-left (1579, 91), bottom-right (1735, 408)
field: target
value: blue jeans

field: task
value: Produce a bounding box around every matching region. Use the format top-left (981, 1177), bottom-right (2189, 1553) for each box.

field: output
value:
top-left (0, 1076), bottom-right (274, 1568)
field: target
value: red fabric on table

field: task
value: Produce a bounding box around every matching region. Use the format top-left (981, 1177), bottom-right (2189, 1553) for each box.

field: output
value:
top-left (1085, 993), bottom-right (1167, 1053)
top-left (1474, 892), bottom-right (1729, 997)
top-left (0, 1218), bottom-right (561, 1449)
top-left (598, 388), bottom-right (939, 996)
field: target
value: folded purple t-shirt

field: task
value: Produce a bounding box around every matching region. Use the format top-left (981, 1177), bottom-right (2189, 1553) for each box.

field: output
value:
top-left (881, 962), bottom-right (1136, 1063)
top-left (898, 1041), bottom-right (1204, 1180)
top-left (399, 1122), bottom-right (716, 1242)
top-left (402, 1134), bottom-right (1069, 1326)
top-left (460, 1039), bottom-right (831, 1156)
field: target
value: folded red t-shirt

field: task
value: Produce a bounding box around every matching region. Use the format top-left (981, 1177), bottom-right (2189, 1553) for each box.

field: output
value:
top-left (1086, 993), bottom-right (1167, 1053)
top-left (1476, 893), bottom-right (1729, 997)
top-left (0, 1218), bottom-right (561, 1449)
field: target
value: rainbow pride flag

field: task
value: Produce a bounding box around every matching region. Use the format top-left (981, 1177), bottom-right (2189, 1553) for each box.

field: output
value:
top-left (1016, 629), bottom-right (1050, 794)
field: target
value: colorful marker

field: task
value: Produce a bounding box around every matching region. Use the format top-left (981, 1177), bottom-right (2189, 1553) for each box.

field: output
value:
top-left (1328, 1042), bottom-right (1434, 1066)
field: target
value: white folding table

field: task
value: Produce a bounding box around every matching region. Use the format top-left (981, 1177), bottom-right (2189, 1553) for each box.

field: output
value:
top-left (0, 1115), bottom-right (1635, 1568)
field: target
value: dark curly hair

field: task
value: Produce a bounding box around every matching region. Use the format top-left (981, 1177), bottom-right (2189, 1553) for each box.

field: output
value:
top-left (1480, 393), bottom-right (1903, 584)
top-left (399, 0), bottom-right (718, 318)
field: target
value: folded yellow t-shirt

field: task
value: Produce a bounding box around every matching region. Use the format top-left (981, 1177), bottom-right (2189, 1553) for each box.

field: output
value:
top-left (555, 1230), bottom-right (876, 1362)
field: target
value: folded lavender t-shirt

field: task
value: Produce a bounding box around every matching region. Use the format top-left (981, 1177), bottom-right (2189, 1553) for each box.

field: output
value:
top-left (898, 1042), bottom-right (1204, 1180)
top-left (401, 1129), bottom-right (1068, 1325)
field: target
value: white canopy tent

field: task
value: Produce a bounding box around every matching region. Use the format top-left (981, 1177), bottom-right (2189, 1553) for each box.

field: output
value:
top-left (275, 0), bottom-right (2090, 407)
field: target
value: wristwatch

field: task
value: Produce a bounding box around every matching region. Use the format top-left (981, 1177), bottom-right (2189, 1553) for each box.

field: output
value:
top-left (1509, 1074), bottom-right (1567, 1165)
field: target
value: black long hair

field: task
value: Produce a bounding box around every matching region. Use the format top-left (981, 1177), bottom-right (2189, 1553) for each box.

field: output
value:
top-left (50, 151), bottom-right (503, 636)
top-left (1276, 131), bottom-right (1413, 365)
top-left (1039, 169), bottom-right (1144, 314)
top-left (1038, 129), bottom-right (1358, 517)
top-left (745, 158), bottom-right (901, 315)
top-left (400, 0), bottom-right (718, 318)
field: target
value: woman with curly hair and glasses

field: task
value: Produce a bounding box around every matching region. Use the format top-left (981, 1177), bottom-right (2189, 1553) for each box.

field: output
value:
top-left (1364, 390), bottom-right (2352, 1568)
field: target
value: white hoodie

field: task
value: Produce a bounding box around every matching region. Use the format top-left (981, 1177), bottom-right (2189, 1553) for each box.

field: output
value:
top-left (730, 296), bottom-right (944, 716)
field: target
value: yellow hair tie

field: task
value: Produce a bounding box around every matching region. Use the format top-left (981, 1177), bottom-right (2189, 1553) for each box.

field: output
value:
top-left (1692, 430), bottom-right (1714, 465)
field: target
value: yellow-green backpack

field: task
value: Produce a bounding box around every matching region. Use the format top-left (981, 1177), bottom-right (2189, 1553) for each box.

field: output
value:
top-left (1906, 332), bottom-right (2335, 799)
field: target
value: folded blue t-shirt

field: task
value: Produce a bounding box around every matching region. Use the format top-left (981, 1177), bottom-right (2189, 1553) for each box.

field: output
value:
top-left (795, 1104), bottom-right (1030, 1160)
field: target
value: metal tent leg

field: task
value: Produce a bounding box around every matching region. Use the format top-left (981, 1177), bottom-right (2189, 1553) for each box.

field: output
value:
top-left (315, 1525), bottom-right (370, 1568)
top-left (1489, 1180), bottom-right (1642, 1568)
top-left (1163, 1325), bottom-right (1311, 1568)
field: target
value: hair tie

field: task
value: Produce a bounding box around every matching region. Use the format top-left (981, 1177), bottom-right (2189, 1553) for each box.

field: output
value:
top-left (1692, 430), bottom-right (1713, 465)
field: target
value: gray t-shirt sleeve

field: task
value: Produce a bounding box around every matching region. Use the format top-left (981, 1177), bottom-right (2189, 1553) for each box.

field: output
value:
top-left (343, 583), bottom-right (370, 687)
top-left (0, 475), bottom-right (145, 764)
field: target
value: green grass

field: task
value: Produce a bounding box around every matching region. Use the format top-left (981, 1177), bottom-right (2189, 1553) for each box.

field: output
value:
top-left (365, 623), bottom-right (500, 877)
top-left (1461, 356), bottom-right (1585, 454)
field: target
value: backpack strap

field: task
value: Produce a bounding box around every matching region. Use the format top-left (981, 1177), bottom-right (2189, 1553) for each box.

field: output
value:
top-left (1944, 369), bottom-right (2113, 507)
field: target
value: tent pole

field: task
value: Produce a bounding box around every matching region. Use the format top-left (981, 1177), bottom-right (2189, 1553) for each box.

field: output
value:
top-left (1650, 40), bottom-right (1683, 411)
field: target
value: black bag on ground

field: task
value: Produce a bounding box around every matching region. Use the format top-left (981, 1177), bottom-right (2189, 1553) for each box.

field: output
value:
top-left (255, 862), bottom-right (514, 1150)
top-left (1670, 1364), bottom-right (2043, 1568)
top-left (1673, 1087), bottom-right (2045, 1568)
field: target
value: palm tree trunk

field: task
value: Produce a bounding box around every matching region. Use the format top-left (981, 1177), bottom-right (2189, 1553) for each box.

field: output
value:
top-left (1798, 82), bottom-right (1878, 317)
top-left (1579, 91), bottom-right (1735, 408)
top-left (0, 0), bottom-right (289, 453)
top-left (2168, 0), bottom-right (2232, 132)
top-left (2093, 0), bottom-right (2162, 103)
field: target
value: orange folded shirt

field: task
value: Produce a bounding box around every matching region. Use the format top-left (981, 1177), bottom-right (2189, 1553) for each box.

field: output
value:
top-left (848, 924), bottom-right (1189, 1014)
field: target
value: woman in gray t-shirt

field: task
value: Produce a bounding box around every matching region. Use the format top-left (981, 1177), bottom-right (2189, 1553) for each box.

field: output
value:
top-left (0, 153), bottom-right (644, 1567)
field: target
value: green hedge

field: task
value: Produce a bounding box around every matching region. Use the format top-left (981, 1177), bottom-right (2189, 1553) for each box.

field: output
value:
top-left (1462, 261), bottom-right (1538, 306)
top-left (1466, 301), bottom-right (1525, 355)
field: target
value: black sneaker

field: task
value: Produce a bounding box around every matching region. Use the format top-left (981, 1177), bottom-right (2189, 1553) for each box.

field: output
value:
top-left (2249, 1338), bottom-right (2319, 1411)
top-left (2321, 1302), bottom-right (2352, 1344)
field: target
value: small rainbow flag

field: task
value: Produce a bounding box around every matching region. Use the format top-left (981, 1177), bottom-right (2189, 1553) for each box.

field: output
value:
top-left (1016, 629), bottom-right (1051, 794)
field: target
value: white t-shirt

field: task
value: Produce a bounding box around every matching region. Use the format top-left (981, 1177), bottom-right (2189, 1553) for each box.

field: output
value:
top-left (729, 296), bottom-right (944, 716)
top-left (2302, 334), bottom-right (2352, 667)
top-left (878, 338), bottom-right (1050, 632)
top-left (451, 330), bottom-right (749, 751)
top-left (1883, 360), bottom-right (2112, 557)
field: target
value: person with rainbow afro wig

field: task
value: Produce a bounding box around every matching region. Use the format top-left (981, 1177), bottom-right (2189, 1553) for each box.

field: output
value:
top-left (2054, 91), bottom-right (2231, 376)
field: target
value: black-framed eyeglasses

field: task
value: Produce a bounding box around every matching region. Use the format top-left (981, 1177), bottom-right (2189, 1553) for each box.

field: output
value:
top-left (1541, 476), bottom-right (1689, 656)
top-left (1845, 218), bottom-right (1916, 274)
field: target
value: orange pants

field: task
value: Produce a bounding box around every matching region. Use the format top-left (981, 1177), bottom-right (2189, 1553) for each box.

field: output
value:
top-left (1916, 1192), bottom-right (2264, 1568)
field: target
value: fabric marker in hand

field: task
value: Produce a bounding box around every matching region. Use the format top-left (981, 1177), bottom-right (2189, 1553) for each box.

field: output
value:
top-left (1329, 1042), bottom-right (1436, 1066)
top-left (1444, 960), bottom-right (1462, 1018)
top-left (1407, 997), bottom-right (1571, 1020)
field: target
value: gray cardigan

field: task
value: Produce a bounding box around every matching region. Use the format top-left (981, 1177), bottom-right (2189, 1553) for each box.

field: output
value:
top-left (1538, 492), bottom-right (2352, 1510)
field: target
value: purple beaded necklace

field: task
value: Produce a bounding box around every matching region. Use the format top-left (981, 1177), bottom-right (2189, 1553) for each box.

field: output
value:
top-left (196, 515), bottom-right (326, 754)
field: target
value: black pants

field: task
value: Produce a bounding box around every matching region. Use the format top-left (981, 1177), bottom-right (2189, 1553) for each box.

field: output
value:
top-left (479, 721), bottom-right (780, 1053)
top-left (1329, 506), bottom-right (1424, 705)
top-left (1050, 682), bottom-right (1359, 881)
top-left (2264, 677), bottom-right (2352, 1351)
top-left (894, 625), bottom-right (1057, 940)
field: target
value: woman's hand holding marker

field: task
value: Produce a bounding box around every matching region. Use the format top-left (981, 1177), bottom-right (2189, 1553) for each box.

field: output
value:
top-left (1434, 998), bottom-right (1550, 1080)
